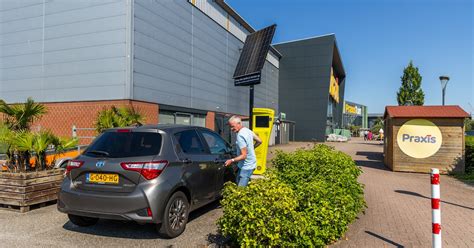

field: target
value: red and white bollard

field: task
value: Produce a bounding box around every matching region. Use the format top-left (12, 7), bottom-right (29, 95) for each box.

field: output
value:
top-left (431, 168), bottom-right (441, 248)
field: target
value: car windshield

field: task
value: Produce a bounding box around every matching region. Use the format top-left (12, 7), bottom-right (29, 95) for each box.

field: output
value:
top-left (85, 132), bottom-right (162, 158)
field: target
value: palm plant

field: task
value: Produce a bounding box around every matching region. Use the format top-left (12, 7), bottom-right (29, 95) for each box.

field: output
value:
top-left (0, 123), bottom-right (15, 168)
top-left (50, 136), bottom-right (78, 166)
top-left (31, 131), bottom-right (55, 170)
top-left (0, 98), bottom-right (47, 171)
top-left (0, 98), bottom-right (46, 131)
top-left (53, 136), bottom-right (78, 154)
top-left (11, 130), bottom-right (34, 172)
top-left (95, 105), bottom-right (145, 133)
top-left (10, 130), bottom-right (77, 171)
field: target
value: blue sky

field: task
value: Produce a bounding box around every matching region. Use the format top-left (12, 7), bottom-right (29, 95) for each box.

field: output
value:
top-left (227, 0), bottom-right (473, 114)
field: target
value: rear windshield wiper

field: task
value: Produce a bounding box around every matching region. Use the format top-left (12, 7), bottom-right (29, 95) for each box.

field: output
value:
top-left (86, 150), bottom-right (110, 157)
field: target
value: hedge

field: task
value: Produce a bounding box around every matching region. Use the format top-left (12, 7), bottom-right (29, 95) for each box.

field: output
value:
top-left (218, 144), bottom-right (366, 247)
top-left (465, 136), bottom-right (474, 173)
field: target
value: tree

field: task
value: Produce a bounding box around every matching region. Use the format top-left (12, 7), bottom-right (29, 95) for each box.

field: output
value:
top-left (95, 105), bottom-right (145, 133)
top-left (397, 61), bottom-right (425, 106)
top-left (371, 117), bottom-right (384, 134)
top-left (465, 118), bottom-right (474, 131)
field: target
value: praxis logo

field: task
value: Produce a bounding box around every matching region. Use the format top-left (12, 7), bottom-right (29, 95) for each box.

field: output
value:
top-left (402, 134), bottom-right (436, 143)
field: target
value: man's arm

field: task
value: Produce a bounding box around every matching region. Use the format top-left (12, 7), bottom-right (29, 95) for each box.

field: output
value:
top-left (225, 147), bottom-right (247, 166)
top-left (253, 133), bottom-right (262, 148)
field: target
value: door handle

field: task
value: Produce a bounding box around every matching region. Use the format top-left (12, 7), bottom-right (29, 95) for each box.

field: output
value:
top-left (182, 158), bottom-right (193, 164)
top-left (214, 158), bottom-right (227, 164)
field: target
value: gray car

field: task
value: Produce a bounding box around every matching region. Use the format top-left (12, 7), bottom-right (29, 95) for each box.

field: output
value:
top-left (58, 125), bottom-right (236, 238)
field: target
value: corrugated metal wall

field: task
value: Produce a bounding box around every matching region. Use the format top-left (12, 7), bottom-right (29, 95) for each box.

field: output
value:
top-left (132, 0), bottom-right (279, 116)
top-left (0, 0), bottom-right (129, 103)
top-left (1, 0), bottom-right (279, 116)
top-left (275, 35), bottom-right (339, 141)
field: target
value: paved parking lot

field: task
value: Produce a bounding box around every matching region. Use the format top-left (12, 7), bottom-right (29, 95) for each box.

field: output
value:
top-left (1, 138), bottom-right (472, 247)
top-left (0, 200), bottom-right (223, 248)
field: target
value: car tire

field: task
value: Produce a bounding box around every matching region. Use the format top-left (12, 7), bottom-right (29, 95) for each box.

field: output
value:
top-left (158, 191), bottom-right (189, 238)
top-left (68, 214), bottom-right (99, 227)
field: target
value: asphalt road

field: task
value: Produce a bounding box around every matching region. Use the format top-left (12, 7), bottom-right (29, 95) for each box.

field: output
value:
top-left (0, 200), bottom-right (225, 248)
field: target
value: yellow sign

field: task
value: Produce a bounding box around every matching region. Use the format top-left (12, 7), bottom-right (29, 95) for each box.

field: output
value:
top-left (252, 108), bottom-right (274, 175)
top-left (345, 103), bottom-right (357, 114)
top-left (329, 67), bottom-right (339, 103)
top-left (396, 119), bottom-right (442, 159)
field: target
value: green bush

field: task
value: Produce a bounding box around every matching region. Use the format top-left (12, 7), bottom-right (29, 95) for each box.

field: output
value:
top-left (466, 136), bottom-right (474, 173)
top-left (218, 175), bottom-right (313, 247)
top-left (218, 144), bottom-right (366, 247)
top-left (273, 145), bottom-right (365, 243)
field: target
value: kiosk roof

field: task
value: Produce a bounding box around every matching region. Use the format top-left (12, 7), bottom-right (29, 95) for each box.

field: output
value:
top-left (384, 105), bottom-right (470, 119)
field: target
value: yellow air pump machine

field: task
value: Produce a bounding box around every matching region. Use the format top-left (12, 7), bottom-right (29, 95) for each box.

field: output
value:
top-left (252, 108), bottom-right (275, 175)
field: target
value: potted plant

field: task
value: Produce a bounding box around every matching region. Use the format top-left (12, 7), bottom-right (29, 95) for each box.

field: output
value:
top-left (0, 98), bottom-right (77, 212)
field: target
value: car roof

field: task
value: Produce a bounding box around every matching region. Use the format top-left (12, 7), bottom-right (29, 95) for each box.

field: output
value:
top-left (105, 124), bottom-right (209, 132)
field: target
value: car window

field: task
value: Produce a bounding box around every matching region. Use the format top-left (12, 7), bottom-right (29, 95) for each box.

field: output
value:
top-left (85, 132), bottom-right (162, 158)
top-left (174, 129), bottom-right (207, 154)
top-left (201, 130), bottom-right (229, 155)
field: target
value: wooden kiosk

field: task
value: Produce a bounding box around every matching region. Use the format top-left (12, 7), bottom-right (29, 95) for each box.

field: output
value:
top-left (383, 106), bottom-right (469, 173)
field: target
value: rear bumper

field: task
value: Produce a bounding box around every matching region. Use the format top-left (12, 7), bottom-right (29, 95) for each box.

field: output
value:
top-left (57, 178), bottom-right (170, 224)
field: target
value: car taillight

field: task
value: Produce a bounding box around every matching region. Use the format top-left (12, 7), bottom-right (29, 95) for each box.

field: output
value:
top-left (147, 207), bottom-right (153, 217)
top-left (120, 161), bottom-right (168, 180)
top-left (66, 160), bottom-right (84, 175)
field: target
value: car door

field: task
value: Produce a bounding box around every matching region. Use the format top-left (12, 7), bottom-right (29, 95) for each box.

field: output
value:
top-left (174, 129), bottom-right (215, 207)
top-left (199, 129), bottom-right (234, 195)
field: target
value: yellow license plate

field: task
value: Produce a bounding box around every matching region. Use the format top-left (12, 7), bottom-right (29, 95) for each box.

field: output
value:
top-left (87, 173), bottom-right (119, 184)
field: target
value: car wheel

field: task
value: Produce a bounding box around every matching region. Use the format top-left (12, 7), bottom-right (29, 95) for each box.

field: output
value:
top-left (158, 191), bottom-right (189, 238)
top-left (68, 214), bottom-right (99, 227)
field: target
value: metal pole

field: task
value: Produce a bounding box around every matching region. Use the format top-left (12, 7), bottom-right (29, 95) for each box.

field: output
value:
top-left (431, 168), bottom-right (441, 248)
top-left (442, 88), bottom-right (446, 106)
top-left (249, 85), bottom-right (254, 130)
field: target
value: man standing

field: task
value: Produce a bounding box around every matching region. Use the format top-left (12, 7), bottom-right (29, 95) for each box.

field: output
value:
top-left (224, 116), bottom-right (262, 187)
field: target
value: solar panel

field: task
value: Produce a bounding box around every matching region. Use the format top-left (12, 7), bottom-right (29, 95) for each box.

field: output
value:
top-left (233, 24), bottom-right (276, 86)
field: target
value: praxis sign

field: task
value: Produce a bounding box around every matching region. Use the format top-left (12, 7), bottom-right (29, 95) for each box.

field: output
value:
top-left (396, 119), bottom-right (442, 159)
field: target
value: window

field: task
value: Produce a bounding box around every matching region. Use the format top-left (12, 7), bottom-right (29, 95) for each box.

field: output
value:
top-left (193, 115), bottom-right (206, 127)
top-left (85, 132), bottom-right (162, 158)
top-left (159, 112), bottom-right (175, 124)
top-left (159, 111), bottom-right (206, 127)
top-left (174, 130), bottom-right (207, 154)
top-left (201, 130), bottom-right (229, 155)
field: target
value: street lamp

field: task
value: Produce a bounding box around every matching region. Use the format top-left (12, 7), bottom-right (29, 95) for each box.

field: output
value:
top-left (439, 76), bottom-right (450, 106)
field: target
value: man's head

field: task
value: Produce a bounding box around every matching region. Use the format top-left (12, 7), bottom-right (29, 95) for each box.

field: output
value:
top-left (228, 116), bottom-right (243, 133)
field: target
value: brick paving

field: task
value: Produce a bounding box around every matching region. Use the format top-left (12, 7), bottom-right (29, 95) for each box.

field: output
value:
top-left (270, 138), bottom-right (474, 248)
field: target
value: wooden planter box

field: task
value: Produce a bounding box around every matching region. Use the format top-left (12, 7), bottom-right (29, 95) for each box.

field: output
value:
top-left (0, 169), bottom-right (65, 212)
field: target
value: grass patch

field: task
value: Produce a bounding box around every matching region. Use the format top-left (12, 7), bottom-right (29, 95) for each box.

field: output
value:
top-left (451, 171), bottom-right (474, 183)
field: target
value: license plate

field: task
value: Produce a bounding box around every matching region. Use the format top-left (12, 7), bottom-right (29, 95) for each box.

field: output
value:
top-left (87, 173), bottom-right (119, 184)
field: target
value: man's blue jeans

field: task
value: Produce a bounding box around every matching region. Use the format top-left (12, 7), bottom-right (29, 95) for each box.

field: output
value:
top-left (237, 168), bottom-right (255, 187)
